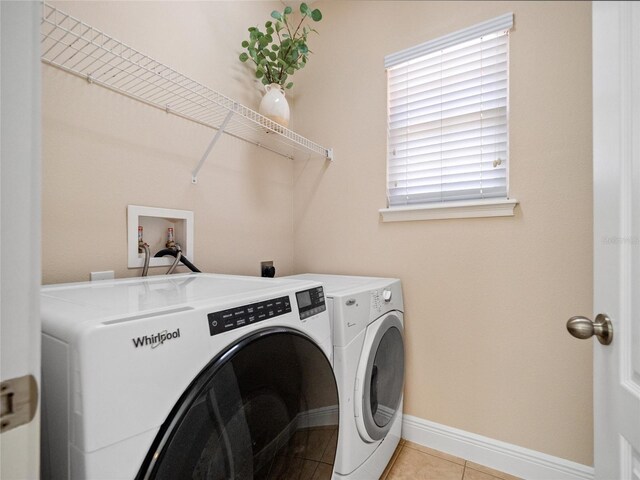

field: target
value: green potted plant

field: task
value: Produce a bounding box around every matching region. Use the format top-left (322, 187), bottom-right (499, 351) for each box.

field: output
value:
top-left (239, 3), bottom-right (322, 127)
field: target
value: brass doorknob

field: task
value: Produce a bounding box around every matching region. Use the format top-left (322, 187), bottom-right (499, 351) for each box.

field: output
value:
top-left (566, 314), bottom-right (613, 345)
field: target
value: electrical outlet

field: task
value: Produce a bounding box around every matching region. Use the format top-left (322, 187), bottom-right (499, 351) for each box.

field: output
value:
top-left (261, 261), bottom-right (275, 278)
top-left (90, 271), bottom-right (114, 281)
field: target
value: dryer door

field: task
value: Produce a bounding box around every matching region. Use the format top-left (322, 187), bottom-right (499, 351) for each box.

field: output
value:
top-left (137, 328), bottom-right (339, 480)
top-left (356, 313), bottom-right (405, 442)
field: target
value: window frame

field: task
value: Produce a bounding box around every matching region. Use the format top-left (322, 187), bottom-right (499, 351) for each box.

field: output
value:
top-left (381, 13), bottom-right (518, 222)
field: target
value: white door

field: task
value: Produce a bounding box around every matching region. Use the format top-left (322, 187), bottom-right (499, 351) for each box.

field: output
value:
top-left (591, 2), bottom-right (640, 479)
top-left (0, 1), bottom-right (42, 478)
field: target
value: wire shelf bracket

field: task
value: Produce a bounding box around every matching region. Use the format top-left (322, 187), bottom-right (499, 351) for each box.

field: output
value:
top-left (191, 111), bottom-right (233, 184)
top-left (40, 2), bottom-right (333, 184)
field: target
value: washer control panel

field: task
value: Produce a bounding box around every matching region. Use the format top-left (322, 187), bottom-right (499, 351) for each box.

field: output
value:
top-left (207, 296), bottom-right (291, 336)
top-left (296, 286), bottom-right (326, 320)
top-left (371, 289), bottom-right (383, 315)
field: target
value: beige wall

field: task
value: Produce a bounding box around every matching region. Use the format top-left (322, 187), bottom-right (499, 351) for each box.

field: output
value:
top-left (42, 0), bottom-right (594, 467)
top-left (42, 1), bottom-right (296, 284)
top-left (292, 1), bottom-right (593, 466)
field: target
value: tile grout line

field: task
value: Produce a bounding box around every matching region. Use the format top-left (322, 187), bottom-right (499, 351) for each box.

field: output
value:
top-left (412, 439), bottom-right (521, 479)
top-left (385, 444), bottom-right (404, 478)
top-left (392, 444), bottom-right (404, 470)
top-left (317, 430), bottom-right (335, 465)
top-left (391, 443), bottom-right (517, 480)
top-left (403, 446), bottom-right (465, 468)
top-left (308, 460), bottom-right (320, 480)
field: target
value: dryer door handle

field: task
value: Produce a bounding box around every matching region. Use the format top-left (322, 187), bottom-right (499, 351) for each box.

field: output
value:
top-left (370, 364), bottom-right (379, 416)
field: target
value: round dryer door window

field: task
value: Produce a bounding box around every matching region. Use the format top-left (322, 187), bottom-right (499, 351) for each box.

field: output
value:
top-left (361, 314), bottom-right (404, 441)
top-left (137, 328), bottom-right (339, 480)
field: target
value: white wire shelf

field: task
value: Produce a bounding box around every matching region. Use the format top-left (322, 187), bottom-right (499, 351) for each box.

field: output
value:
top-left (40, 2), bottom-right (333, 182)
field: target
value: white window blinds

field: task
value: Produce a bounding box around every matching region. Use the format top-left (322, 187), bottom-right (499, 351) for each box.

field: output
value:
top-left (385, 14), bottom-right (513, 206)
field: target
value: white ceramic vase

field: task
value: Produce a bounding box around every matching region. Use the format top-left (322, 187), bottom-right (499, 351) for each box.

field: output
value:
top-left (258, 83), bottom-right (290, 128)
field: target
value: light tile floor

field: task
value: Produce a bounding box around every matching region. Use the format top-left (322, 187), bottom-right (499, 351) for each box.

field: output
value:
top-left (381, 440), bottom-right (522, 480)
top-left (266, 431), bottom-right (521, 480)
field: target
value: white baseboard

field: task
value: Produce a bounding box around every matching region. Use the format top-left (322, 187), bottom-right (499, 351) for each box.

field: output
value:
top-left (401, 414), bottom-right (594, 480)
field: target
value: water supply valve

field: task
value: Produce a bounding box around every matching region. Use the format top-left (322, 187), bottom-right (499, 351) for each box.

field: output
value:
top-left (166, 227), bottom-right (176, 248)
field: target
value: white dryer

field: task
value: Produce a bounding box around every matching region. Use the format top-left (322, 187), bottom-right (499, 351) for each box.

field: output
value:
top-left (40, 273), bottom-right (339, 480)
top-left (287, 274), bottom-right (405, 479)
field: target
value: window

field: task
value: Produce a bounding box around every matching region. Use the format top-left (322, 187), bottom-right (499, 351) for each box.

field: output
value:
top-left (383, 14), bottom-right (516, 220)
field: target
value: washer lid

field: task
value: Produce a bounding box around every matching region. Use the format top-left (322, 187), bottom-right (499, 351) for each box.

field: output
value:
top-left (286, 273), bottom-right (399, 297)
top-left (40, 273), bottom-right (323, 338)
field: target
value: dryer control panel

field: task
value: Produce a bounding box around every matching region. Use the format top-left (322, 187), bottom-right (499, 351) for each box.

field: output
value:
top-left (296, 286), bottom-right (326, 320)
top-left (207, 296), bottom-right (291, 336)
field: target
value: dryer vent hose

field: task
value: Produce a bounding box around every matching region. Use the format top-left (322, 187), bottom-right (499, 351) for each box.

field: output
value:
top-left (154, 248), bottom-right (201, 273)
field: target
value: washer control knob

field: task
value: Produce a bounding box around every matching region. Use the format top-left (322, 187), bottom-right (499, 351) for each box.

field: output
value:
top-left (383, 289), bottom-right (392, 302)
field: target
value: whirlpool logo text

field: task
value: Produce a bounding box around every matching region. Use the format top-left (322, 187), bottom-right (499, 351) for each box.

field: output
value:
top-left (132, 329), bottom-right (181, 349)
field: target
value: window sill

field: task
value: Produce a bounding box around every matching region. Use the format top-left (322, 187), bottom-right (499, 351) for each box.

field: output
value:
top-left (379, 198), bottom-right (519, 222)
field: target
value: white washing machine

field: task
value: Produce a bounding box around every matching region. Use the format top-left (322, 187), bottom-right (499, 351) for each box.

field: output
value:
top-left (286, 274), bottom-right (404, 479)
top-left (40, 273), bottom-right (339, 480)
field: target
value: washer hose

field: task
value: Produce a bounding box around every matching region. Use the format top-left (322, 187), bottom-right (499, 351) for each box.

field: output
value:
top-left (154, 248), bottom-right (201, 273)
top-left (166, 251), bottom-right (182, 275)
top-left (141, 244), bottom-right (150, 277)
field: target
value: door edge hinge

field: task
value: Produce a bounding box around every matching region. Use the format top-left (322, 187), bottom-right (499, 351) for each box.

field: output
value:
top-left (0, 375), bottom-right (38, 433)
